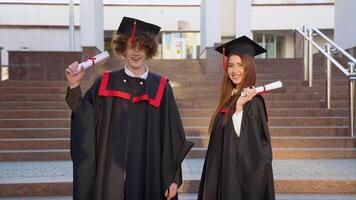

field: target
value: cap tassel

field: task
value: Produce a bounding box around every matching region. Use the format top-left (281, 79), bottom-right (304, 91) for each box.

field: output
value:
top-left (221, 46), bottom-right (226, 70)
top-left (130, 20), bottom-right (137, 45)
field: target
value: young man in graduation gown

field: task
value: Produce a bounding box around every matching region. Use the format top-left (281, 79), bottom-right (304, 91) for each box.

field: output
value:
top-left (198, 36), bottom-right (275, 200)
top-left (65, 17), bottom-right (194, 200)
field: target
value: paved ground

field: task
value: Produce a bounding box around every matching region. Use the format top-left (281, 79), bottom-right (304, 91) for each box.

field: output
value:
top-left (1, 159), bottom-right (356, 199)
top-left (1, 159), bottom-right (356, 184)
top-left (182, 159), bottom-right (356, 180)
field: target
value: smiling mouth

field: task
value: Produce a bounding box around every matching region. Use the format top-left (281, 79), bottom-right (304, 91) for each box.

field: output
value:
top-left (130, 57), bottom-right (142, 62)
top-left (232, 75), bottom-right (241, 79)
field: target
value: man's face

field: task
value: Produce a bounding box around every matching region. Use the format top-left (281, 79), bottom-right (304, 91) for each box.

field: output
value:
top-left (124, 43), bottom-right (147, 70)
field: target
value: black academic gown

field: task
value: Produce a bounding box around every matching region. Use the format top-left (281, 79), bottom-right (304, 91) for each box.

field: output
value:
top-left (198, 95), bottom-right (275, 200)
top-left (65, 69), bottom-right (194, 200)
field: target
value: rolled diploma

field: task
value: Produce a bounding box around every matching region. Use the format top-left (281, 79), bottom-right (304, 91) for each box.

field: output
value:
top-left (74, 51), bottom-right (110, 74)
top-left (241, 81), bottom-right (283, 96)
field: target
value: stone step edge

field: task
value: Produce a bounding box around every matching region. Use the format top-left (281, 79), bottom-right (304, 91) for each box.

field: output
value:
top-left (0, 136), bottom-right (354, 141)
top-left (1, 148), bottom-right (356, 153)
top-left (0, 179), bottom-right (355, 197)
top-left (0, 125), bottom-right (350, 130)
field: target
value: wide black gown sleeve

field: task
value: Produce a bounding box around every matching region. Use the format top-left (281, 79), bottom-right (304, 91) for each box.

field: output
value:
top-left (160, 83), bottom-right (194, 191)
top-left (244, 95), bottom-right (275, 200)
top-left (65, 86), bottom-right (82, 114)
top-left (65, 79), bottom-right (101, 200)
top-left (247, 95), bottom-right (273, 161)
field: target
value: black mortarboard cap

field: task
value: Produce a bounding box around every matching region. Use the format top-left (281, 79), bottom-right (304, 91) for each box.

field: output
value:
top-left (116, 17), bottom-right (161, 38)
top-left (215, 35), bottom-right (266, 57)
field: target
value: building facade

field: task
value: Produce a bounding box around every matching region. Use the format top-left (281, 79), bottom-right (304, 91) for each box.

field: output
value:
top-left (0, 0), bottom-right (350, 66)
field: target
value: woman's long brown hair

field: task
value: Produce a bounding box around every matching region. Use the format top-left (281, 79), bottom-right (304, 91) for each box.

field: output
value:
top-left (208, 53), bottom-right (257, 133)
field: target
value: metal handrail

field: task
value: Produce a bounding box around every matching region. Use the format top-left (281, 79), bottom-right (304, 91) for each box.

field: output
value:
top-left (295, 26), bottom-right (356, 137)
top-left (295, 28), bottom-right (350, 76)
top-left (312, 28), bottom-right (356, 64)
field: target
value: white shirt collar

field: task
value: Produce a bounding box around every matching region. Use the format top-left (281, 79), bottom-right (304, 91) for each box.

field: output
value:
top-left (124, 66), bottom-right (149, 80)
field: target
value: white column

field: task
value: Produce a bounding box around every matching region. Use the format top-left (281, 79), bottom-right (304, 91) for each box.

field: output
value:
top-left (80, 0), bottom-right (104, 51)
top-left (235, 0), bottom-right (252, 38)
top-left (334, 0), bottom-right (356, 49)
top-left (200, 0), bottom-right (221, 53)
top-left (69, 0), bottom-right (75, 51)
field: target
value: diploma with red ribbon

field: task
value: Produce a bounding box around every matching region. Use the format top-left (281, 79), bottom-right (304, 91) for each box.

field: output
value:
top-left (241, 81), bottom-right (283, 97)
top-left (74, 51), bottom-right (110, 74)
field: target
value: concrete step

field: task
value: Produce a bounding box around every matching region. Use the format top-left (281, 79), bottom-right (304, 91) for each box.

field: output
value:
top-left (0, 125), bottom-right (351, 139)
top-left (0, 87), bottom-right (67, 94)
top-left (0, 128), bottom-right (69, 139)
top-left (0, 110), bottom-right (71, 119)
top-left (162, 71), bottom-right (345, 78)
top-left (172, 85), bottom-right (348, 95)
top-left (0, 138), bottom-right (69, 150)
top-left (0, 92), bottom-right (351, 102)
top-left (0, 108), bottom-right (350, 120)
top-left (166, 72), bottom-right (345, 80)
top-left (188, 136), bottom-right (356, 149)
top-left (175, 93), bottom-right (350, 101)
top-left (177, 100), bottom-right (349, 109)
top-left (0, 102), bottom-right (68, 110)
top-left (172, 79), bottom-right (349, 88)
top-left (0, 79), bottom-right (349, 88)
top-left (0, 119), bottom-right (70, 128)
top-left (1, 147), bottom-right (356, 161)
top-left (180, 117), bottom-right (350, 127)
top-left (174, 91), bottom-right (347, 101)
top-left (184, 126), bottom-right (351, 137)
top-left (0, 81), bottom-right (68, 87)
top-left (0, 100), bottom-right (349, 110)
top-left (178, 108), bottom-right (349, 118)
top-left (1, 137), bottom-right (354, 151)
top-left (187, 148), bottom-right (356, 159)
top-left (0, 83), bottom-right (349, 94)
top-left (0, 150), bottom-right (70, 161)
top-left (0, 94), bottom-right (66, 102)
top-left (0, 116), bottom-right (350, 128)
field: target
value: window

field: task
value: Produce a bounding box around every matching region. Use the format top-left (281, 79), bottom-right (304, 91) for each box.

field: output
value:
top-left (253, 33), bottom-right (285, 58)
top-left (161, 32), bottom-right (200, 59)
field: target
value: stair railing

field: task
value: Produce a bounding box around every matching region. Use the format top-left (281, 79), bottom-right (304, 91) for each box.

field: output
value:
top-left (295, 26), bottom-right (356, 137)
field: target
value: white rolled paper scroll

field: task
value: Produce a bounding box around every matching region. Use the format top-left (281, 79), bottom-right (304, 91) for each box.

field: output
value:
top-left (241, 81), bottom-right (283, 97)
top-left (73, 51), bottom-right (110, 74)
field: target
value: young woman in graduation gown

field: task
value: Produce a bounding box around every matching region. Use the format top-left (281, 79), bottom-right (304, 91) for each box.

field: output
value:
top-left (64, 17), bottom-right (193, 200)
top-left (198, 36), bottom-right (275, 200)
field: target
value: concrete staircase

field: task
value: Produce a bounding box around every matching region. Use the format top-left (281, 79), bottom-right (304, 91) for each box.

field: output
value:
top-left (0, 58), bottom-right (355, 198)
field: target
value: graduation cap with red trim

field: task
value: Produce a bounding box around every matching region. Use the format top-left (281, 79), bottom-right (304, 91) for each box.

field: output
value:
top-left (116, 17), bottom-right (161, 44)
top-left (215, 35), bottom-right (267, 70)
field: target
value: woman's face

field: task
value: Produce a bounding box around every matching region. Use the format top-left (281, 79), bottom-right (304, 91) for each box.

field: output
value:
top-left (124, 43), bottom-right (147, 70)
top-left (227, 55), bottom-right (245, 86)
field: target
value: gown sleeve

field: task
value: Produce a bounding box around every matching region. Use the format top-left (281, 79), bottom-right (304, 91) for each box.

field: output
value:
top-left (65, 78), bottom-right (101, 200)
top-left (161, 82), bottom-right (194, 190)
top-left (247, 95), bottom-right (273, 161)
top-left (244, 95), bottom-right (275, 200)
top-left (65, 86), bottom-right (82, 114)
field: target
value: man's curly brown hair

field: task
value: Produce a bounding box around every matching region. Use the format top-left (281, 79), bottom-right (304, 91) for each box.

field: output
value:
top-left (112, 32), bottom-right (158, 59)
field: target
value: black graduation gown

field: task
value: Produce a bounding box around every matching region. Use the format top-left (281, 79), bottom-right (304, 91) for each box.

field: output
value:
top-left (198, 95), bottom-right (275, 200)
top-left (65, 69), bottom-right (194, 200)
